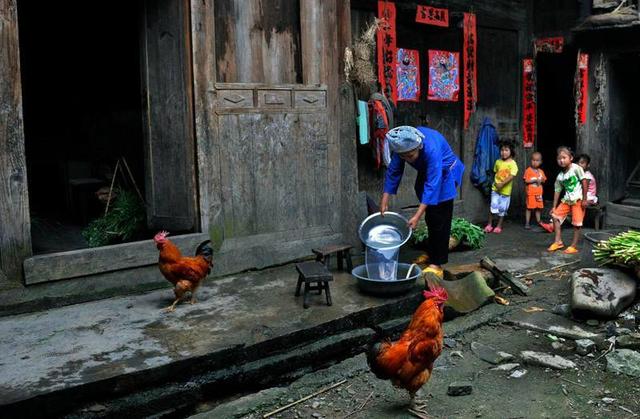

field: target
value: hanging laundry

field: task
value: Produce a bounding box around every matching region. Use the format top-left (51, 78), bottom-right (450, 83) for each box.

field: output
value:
top-left (471, 117), bottom-right (500, 197)
top-left (368, 92), bottom-right (395, 169)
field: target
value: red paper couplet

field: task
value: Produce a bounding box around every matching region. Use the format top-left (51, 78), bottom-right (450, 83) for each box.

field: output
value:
top-left (463, 12), bottom-right (477, 129)
top-left (522, 58), bottom-right (536, 148)
top-left (534, 36), bottom-right (564, 54)
top-left (377, 1), bottom-right (397, 103)
top-left (416, 5), bottom-right (449, 27)
top-left (576, 52), bottom-right (589, 125)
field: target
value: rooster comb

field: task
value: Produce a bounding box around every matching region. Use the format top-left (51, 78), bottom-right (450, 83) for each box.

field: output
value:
top-left (423, 287), bottom-right (448, 301)
top-left (154, 231), bottom-right (170, 239)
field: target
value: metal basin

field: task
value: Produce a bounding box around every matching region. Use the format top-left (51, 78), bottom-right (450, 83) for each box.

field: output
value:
top-left (352, 263), bottom-right (421, 296)
top-left (358, 212), bottom-right (412, 250)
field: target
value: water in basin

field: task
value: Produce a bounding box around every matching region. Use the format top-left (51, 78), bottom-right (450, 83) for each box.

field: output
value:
top-left (364, 225), bottom-right (404, 280)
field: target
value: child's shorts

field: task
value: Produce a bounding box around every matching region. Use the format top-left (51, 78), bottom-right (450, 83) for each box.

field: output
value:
top-left (526, 194), bottom-right (544, 210)
top-left (551, 201), bottom-right (585, 227)
top-left (490, 191), bottom-right (511, 217)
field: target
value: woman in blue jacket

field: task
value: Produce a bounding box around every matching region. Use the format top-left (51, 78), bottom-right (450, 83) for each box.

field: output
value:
top-left (379, 125), bottom-right (464, 279)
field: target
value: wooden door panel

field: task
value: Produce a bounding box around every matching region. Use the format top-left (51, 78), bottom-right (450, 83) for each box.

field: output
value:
top-left (216, 108), bottom-right (331, 239)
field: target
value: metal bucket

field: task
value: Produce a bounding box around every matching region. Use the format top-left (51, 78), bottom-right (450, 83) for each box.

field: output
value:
top-left (359, 212), bottom-right (412, 281)
top-left (352, 263), bottom-right (421, 295)
top-left (358, 212), bottom-right (412, 250)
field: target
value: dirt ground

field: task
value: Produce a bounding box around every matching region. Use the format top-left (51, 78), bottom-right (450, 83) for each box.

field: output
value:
top-left (191, 224), bottom-right (640, 419)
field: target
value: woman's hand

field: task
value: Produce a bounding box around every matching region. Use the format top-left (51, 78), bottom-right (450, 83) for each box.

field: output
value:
top-left (407, 214), bottom-right (420, 230)
top-left (380, 193), bottom-right (390, 216)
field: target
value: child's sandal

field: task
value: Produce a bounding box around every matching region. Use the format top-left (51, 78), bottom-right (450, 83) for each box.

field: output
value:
top-left (493, 227), bottom-right (502, 234)
top-left (563, 246), bottom-right (579, 254)
top-left (547, 242), bottom-right (565, 252)
top-left (484, 225), bottom-right (494, 233)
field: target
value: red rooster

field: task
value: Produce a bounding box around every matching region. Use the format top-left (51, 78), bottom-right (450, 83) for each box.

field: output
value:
top-left (367, 287), bottom-right (448, 413)
top-left (153, 231), bottom-right (214, 312)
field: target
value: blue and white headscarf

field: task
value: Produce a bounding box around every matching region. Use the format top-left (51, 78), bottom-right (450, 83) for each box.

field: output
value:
top-left (385, 126), bottom-right (425, 154)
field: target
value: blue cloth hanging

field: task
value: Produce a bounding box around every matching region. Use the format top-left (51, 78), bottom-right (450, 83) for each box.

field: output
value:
top-left (470, 117), bottom-right (500, 196)
top-left (357, 100), bottom-right (369, 145)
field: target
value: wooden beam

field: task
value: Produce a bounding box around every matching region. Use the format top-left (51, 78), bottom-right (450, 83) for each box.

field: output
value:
top-left (23, 233), bottom-right (208, 285)
top-left (0, 0), bottom-right (32, 284)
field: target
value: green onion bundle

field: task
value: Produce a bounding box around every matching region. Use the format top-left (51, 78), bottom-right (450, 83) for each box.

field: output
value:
top-left (413, 217), bottom-right (485, 250)
top-left (593, 230), bottom-right (640, 267)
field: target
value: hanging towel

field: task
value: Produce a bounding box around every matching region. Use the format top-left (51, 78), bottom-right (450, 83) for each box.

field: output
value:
top-left (357, 100), bottom-right (369, 145)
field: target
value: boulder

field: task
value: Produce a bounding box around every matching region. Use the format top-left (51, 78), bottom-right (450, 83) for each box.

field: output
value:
top-left (606, 349), bottom-right (640, 377)
top-left (521, 351), bottom-right (576, 370)
top-left (471, 341), bottom-right (514, 365)
top-left (447, 382), bottom-right (473, 396)
top-left (571, 268), bottom-right (636, 319)
top-left (575, 339), bottom-right (596, 356)
top-left (617, 333), bottom-right (640, 350)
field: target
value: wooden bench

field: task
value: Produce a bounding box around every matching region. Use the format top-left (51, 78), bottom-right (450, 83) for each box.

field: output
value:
top-left (312, 244), bottom-right (353, 272)
top-left (295, 261), bottom-right (333, 309)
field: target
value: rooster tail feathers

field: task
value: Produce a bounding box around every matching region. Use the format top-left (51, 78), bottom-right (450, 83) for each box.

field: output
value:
top-left (367, 340), bottom-right (393, 380)
top-left (195, 240), bottom-right (214, 264)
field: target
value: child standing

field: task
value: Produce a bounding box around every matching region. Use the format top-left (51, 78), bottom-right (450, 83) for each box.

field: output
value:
top-left (485, 141), bottom-right (518, 234)
top-left (548, 146), bottom-right (589, 254)
top-left (523, 152), bottom-right (547, 229)
top-left (577, 154), bottom-right (598, 205)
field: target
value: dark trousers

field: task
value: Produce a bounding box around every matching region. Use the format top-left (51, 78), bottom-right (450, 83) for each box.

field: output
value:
top-left (425, 199), bottom-right (454, 265)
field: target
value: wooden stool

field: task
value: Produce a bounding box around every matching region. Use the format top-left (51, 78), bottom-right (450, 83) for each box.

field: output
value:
top-left (312, 244), bottom-right (353, 272)
top-left (586, 205), bottom-right (605, 230)
top-left (295, 261), bottom-right (333, 309)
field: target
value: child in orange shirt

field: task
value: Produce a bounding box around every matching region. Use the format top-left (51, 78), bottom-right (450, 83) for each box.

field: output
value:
top-left (523, 152), bottom-right (547, 230)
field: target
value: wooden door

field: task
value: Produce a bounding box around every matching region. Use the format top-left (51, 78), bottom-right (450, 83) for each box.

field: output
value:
top-left (141, 0), bottom-right (197, 232)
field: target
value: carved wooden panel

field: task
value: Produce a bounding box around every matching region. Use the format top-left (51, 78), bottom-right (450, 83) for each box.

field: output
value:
top-left (294, 90), bottom-right (327, 108)
top-left (257, 89), bottom-right (292, 108)
top-left (215, 89), bottom-right (254, 108)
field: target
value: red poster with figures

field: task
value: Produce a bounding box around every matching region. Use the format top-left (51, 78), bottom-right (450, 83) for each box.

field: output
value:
top-left (463, 12), bottom-right (477, 129)
top-left (522, 59), bottom-right (536, 148)
top-left (428, 50), bottom-right (459, 101)
top-left (534, 36), bottom-right (564, 54)
top-left (396, 49), bottom-right (420, 102)
top-left (416, 5), bottom-right (449, 27)
top-left (377, 1), bottom-right (397, 103)
top-left (576, 52), bottom-right (589, 125)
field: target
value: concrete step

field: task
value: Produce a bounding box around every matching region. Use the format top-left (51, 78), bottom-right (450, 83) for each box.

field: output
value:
top-left (606, 202), bottom-right (640, 228)
top-left (0, 265), bottom-right (426, 418)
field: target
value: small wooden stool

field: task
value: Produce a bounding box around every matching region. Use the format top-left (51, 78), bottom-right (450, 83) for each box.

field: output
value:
top-left (312, 244), bottom-right (353, 272)
top-left (295, 261), bottom-right (333, 309)
top-left (586, 204), bottom-right (605, 230)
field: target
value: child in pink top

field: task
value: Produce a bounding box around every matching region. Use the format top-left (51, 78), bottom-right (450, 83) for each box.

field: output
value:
top-left (578, 154), bottom-right (598, 205)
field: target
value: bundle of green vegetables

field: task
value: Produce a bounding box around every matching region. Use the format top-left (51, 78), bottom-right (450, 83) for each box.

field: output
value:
top-left (593, 230), bottom-right (640, 267)
top-left (83, 189), bottom-right (146, 247)
top-left (413, 217), bottom-right (486, 250)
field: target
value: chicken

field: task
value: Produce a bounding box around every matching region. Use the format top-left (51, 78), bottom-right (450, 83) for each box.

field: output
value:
top-left (153, 231), bottom-right (214, 312)
top-left (367, 287), bottom-right (448, 414)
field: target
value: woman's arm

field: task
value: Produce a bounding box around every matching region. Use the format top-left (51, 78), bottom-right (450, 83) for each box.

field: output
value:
top-left (381, 154), bottom-right (405, 215)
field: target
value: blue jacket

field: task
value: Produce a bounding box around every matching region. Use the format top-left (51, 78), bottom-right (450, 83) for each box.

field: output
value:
top-left (470, 117), bottom-right (500, 195)
top-left (383, 127), bottom-right (464, 205)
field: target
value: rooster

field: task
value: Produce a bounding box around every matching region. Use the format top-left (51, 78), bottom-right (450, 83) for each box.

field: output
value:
top-left (153, 231), bottom-right (214, 312)
top-left (367, 287), bottom-right (448, 414)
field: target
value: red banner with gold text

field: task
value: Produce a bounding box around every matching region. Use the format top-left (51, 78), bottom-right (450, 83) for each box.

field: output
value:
top-left (522, 58), bottom-right (536, 148)
top-left (576, 52), bottom-right (589, 126)
top-left (463, 13), bottom-right (477, 129)
top-left (416, 5), bottom-right (449, 27)
top-left (377, 1), bottom-right (397, 103)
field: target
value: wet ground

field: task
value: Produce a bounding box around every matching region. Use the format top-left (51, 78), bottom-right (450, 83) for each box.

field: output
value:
top-left (190, 223), bottom-right (640, 419)
top-left (2, 221), bottom-right (638, 418)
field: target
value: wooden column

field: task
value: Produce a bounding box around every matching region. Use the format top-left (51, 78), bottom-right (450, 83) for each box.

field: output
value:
top-left (0, 0), bottom-right (32, 284)
top-left (300, 0), bottom-right (322, 84)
